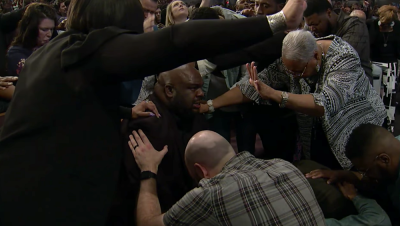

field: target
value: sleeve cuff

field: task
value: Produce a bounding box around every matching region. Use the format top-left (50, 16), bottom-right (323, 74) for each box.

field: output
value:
top-left (119, 106), bottom-right (132, 119)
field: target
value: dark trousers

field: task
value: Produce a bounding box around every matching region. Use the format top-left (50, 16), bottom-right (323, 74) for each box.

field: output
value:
top-left (208, 111), bottom-right (244, 151)
top-left (240, 104), bottom-right (298, 162)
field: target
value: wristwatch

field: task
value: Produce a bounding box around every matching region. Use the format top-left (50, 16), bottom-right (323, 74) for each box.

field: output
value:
top-left (279, 92), bottom-right (289, 108)
top-left (140, 171), bottom-right (157, 180)
top-left (207, 100), bottom-right (215, 113)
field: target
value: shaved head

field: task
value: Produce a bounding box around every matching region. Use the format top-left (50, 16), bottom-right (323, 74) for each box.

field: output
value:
top-left (154, 63), bottom-right (204, 119)
top-left (185, 131), bottom-right (236, 181)
top-left (350, 10), bottom-right (366, 20)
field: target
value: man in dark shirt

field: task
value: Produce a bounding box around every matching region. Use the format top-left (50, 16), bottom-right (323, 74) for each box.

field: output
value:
top-left (107, 63), bottom-right (209, 225)
top-left (304, 0), bottom-right (373, 83)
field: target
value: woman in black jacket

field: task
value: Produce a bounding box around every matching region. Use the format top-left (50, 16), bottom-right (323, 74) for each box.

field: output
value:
top-left (0, 0), bottom-right (306, 225)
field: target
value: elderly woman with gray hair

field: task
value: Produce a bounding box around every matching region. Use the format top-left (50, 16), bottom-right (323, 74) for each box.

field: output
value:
top-left (200, 30), bottom-right (386, 170)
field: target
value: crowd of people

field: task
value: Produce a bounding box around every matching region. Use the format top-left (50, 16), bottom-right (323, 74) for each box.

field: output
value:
top-left (0, 0), bottom-right (399, 225)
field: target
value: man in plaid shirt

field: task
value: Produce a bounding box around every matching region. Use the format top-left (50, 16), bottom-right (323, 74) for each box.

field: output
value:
top-left (129, 130), bottom-right (326, 226)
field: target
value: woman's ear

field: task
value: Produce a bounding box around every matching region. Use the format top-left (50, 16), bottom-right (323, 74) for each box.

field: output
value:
top-left (314, 51), bottom-right (319, 61)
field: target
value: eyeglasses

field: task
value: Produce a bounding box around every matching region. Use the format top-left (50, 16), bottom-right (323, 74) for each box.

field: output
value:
top-left (284, 61), bottom-right (308, 78)
top-left (358, 155), bottom-right (379, 180)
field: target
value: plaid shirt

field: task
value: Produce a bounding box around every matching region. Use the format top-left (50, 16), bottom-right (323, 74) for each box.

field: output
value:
top-left (163, 152), bottom-right (326, 226)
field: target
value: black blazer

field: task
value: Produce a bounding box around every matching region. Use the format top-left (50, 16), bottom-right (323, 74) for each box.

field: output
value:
top-left (0, 17), bottom-right (274, 225)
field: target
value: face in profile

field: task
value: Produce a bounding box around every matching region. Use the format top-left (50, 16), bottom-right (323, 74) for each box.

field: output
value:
top-left (171, 1), bottom-right (188, 19)
top-left (37, 18), bottom-right (55, 47)
top-left (59, 2), bottom-right (67, 16)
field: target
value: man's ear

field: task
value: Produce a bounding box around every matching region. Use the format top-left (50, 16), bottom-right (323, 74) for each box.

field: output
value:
top-left (326, 8), bottom-right (332, 18)
top-left (194, 163), bottom-right (210, 179)
top-left (165, 84), bottom-right (174, 98)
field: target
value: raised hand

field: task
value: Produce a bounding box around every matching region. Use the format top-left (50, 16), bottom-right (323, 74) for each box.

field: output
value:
top-left (246, 62), bottom-right (275, 100)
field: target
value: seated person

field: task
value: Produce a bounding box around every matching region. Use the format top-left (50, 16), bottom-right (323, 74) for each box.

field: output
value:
top-left (107, 64), bottom-right (208, 225)
top-left (128, 130), bottom-right (326, 226)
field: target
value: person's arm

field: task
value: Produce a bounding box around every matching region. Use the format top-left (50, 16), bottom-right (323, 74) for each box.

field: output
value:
top-left (94, 17), bottom-right (276, 80)
top-left (199, 60), bottom-right (287, 113)
top-left (325, 196), bottom-right (391, 226)
top-left (119, 101), bottom-right (161, 119)
top-left (200, 0), bottom-right (211, 7)
top-left (325, 183), bottom-right (391, 226)
top-left (0, 85), bottom-right (15, 100)
top-left (269, 92), bottom-right (324, 117)
top-left (207, 32), bottom-right (285, 71)
top-left (0, 7), bottom-right (25, 33)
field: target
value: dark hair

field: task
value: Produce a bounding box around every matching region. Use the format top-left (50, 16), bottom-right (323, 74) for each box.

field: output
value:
top-left (12, 3), bottom-right (58, 50)
top-left (189, 7), bottom-right (220, 20)
top-left (304, 0), bottom-right (332, 17)
top-left (54, 0), bottom-right (70, 11)
top-left (275, 0), bottom-right (286, 5)
top-left (66, 0), bottom-right (144, 34)
top-left (345, 124), bottom-right (383, 160)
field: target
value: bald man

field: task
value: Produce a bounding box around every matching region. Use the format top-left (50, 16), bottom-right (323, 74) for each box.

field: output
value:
top-left (107, 64), bottom-right (208, 226)
top-left (350, 10), bottom-right (366, 21)
top-left (128, 130), bottom-right (325, 225)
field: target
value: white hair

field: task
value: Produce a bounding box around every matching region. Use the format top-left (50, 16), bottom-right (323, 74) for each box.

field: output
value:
top-left (282, 30), bottom-right (317, 63)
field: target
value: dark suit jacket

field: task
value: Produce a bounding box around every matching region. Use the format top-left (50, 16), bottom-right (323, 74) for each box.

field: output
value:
top-left (107, 94), bottom-right (208, 225)
top-left (0, 16), bottom-right (274, 225)
top-left (0, 8), bottom-right (25, 76)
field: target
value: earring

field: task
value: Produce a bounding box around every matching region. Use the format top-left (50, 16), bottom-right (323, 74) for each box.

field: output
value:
top-left (391, 21), bottom-right (395, 27)
top-left (316, 64), bottom-right (320, 72)
top-left (378, 20), bottom-right (381, 26)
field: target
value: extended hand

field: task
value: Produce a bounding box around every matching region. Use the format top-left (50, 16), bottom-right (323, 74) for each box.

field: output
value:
top-left (247, 62), bottom-right (275, 100)
top-left (0, 76), bottom-right (17, 90)
top-left (305, 169), bottom-right (359, 184)
top-left (128, 129), bottom-right (168, 173)
top-left (132, 100), bottom-right (161, 118)
top-left (282, 0), bottom-right (307, 30)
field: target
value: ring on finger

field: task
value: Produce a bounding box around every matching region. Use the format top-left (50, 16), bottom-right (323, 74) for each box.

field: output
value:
top-left (133, 144), bottom-right (139, 149)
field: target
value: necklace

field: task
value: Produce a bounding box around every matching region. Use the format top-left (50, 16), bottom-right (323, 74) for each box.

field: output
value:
top-left (383, 33), bottom-right (390, 47)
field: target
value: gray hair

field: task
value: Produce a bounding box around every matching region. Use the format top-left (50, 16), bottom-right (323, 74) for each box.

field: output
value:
top-left (282, 30), bottom-right (317, 63)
